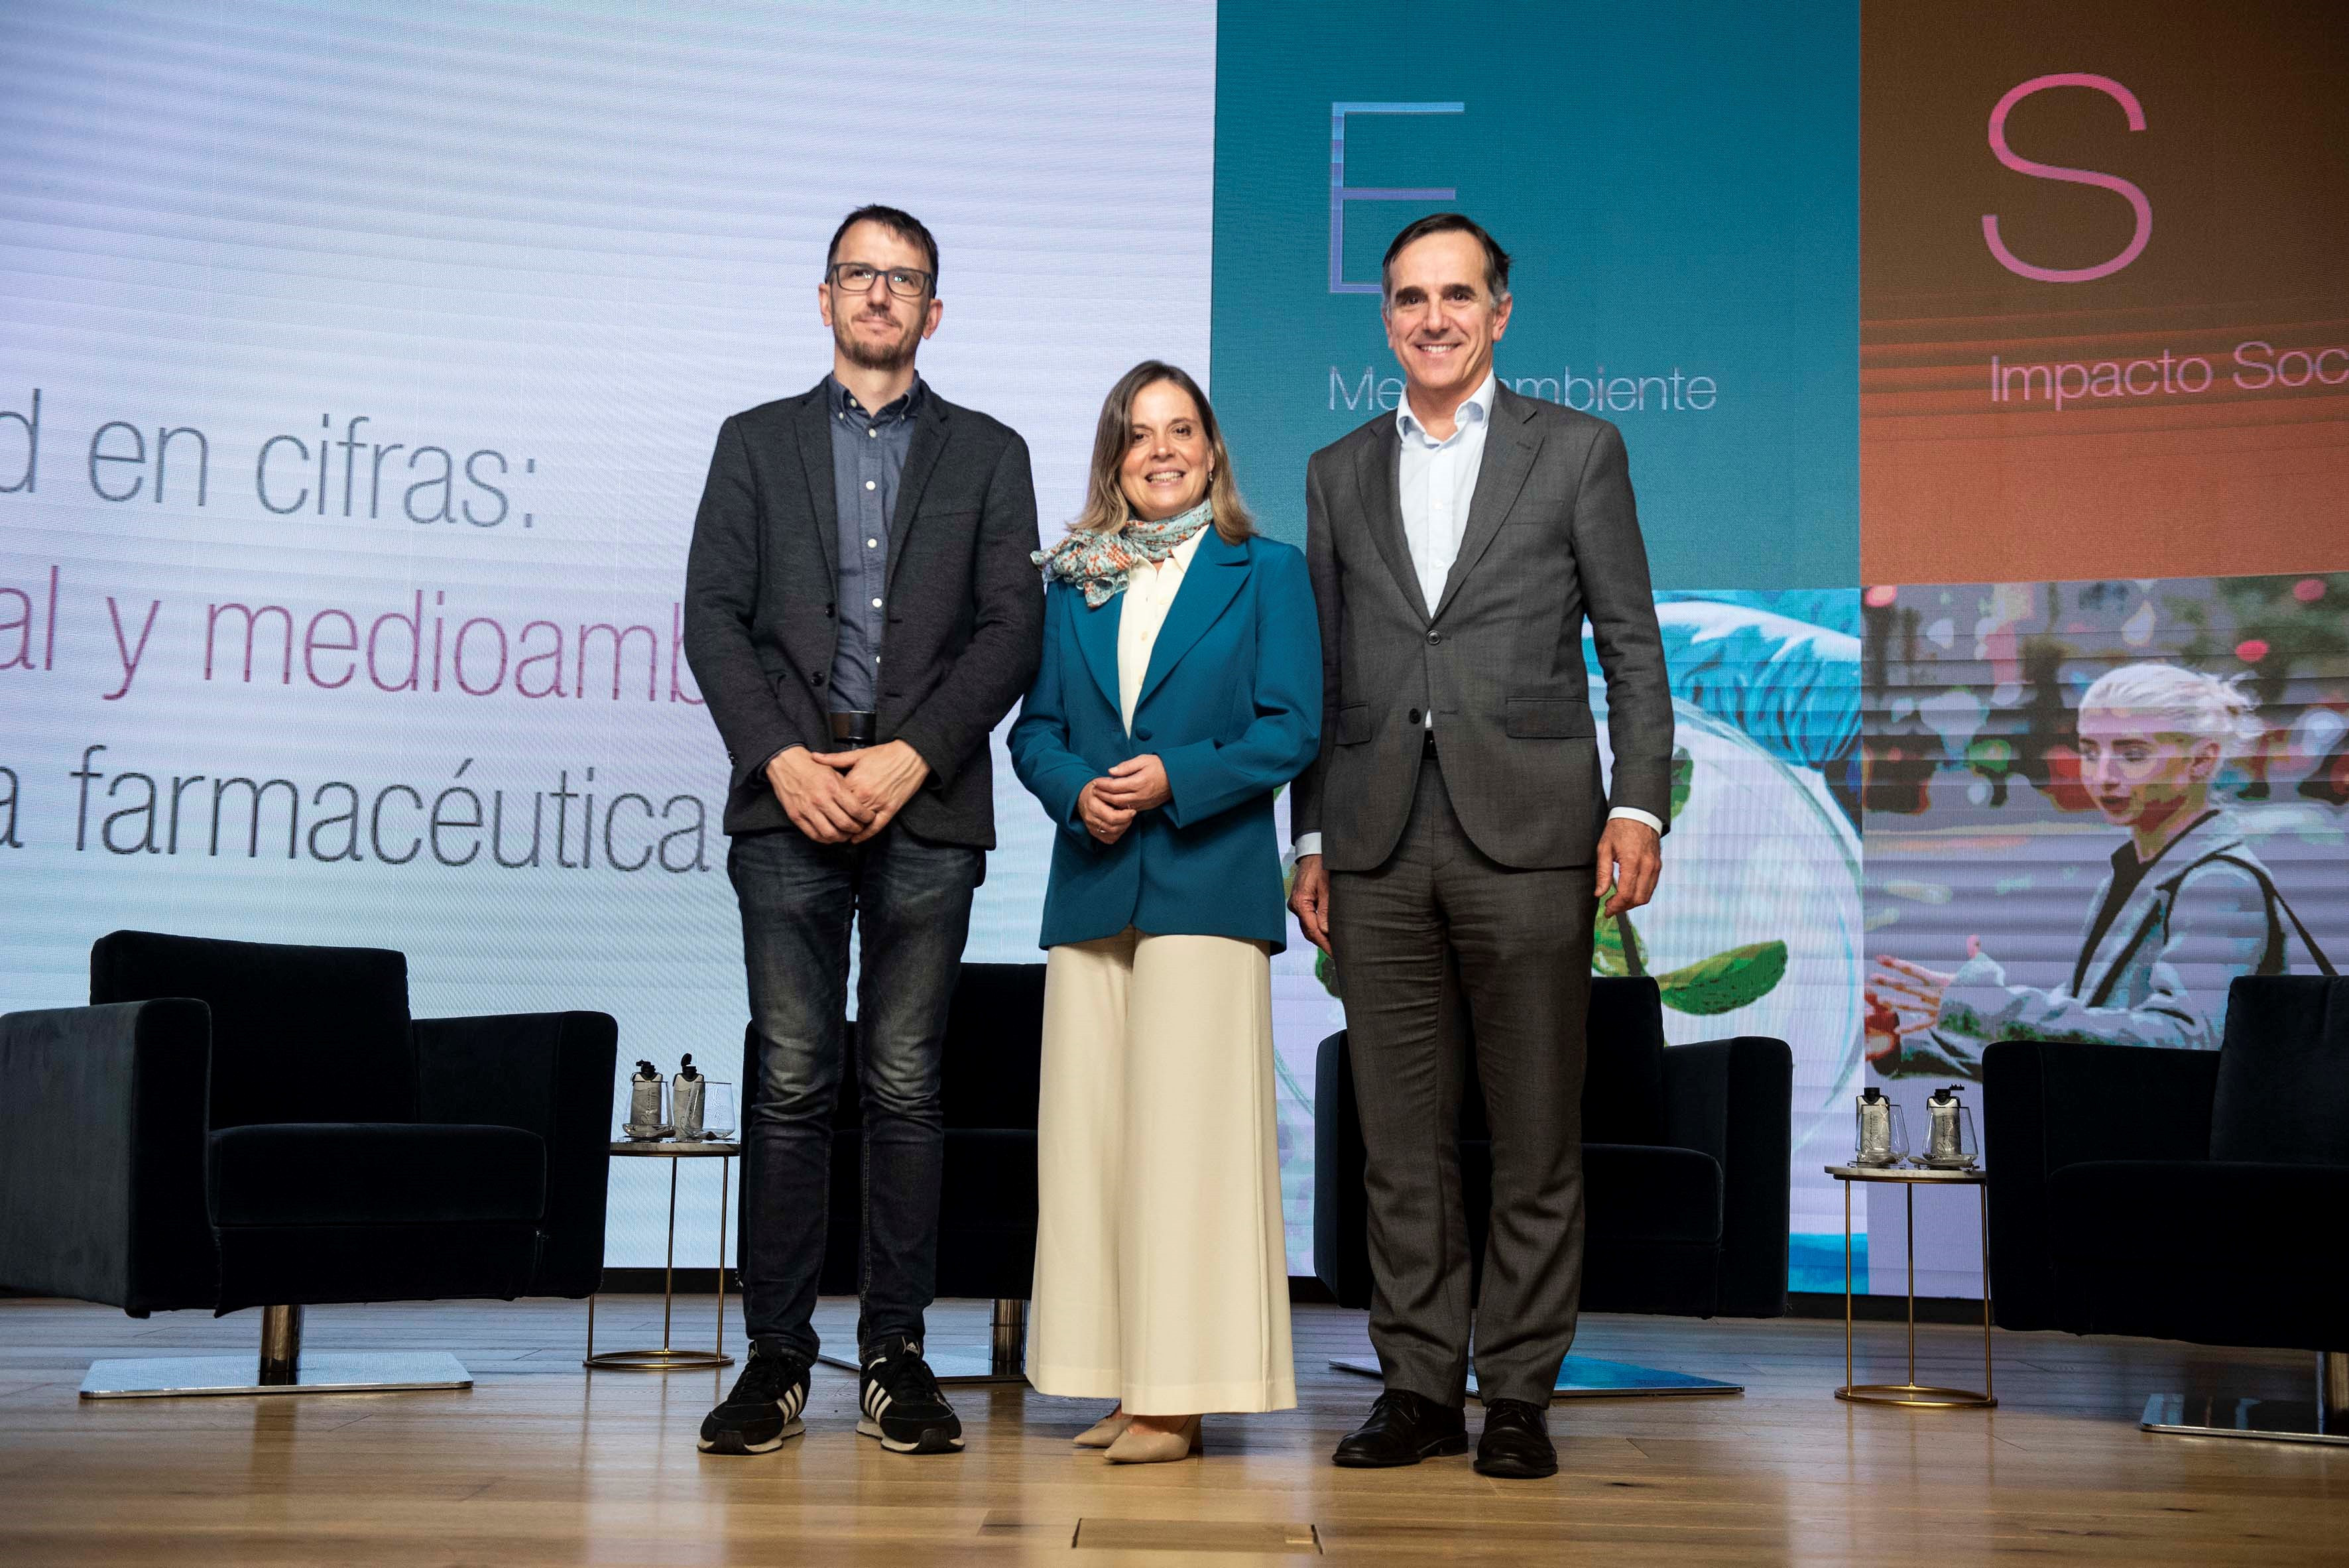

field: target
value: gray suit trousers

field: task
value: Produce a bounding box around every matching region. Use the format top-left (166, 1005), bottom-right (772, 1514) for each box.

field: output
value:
top-left (1329, 754), bottom-right (1596, 1406)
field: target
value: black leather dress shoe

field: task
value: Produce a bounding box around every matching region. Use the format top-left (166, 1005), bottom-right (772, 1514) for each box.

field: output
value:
top-left (1474, 1398), bottom-right (1557, 1478)
top-left (1332, 1389), bottom-right (1469, 1468)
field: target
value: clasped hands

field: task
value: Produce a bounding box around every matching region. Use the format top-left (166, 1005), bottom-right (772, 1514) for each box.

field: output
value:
top-left (1075, 755), bottom-right (1170, 845)
top-left (766, 740), bottom-right (930, 844)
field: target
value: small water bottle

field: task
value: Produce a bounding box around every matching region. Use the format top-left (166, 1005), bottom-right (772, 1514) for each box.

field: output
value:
top-left (673, 1054), bottom-right (706, 1141)
top-left (627, 1059), bottom-right (668, 1140)
top-left (1854, 1086), bottom-right (1906, 1168)
top-left (1924, 1083), bottom-right (1978, 1168)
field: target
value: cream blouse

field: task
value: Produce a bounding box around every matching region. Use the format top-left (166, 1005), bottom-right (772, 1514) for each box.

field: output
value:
top-left (1114, 524), bottom-right (1207, 735)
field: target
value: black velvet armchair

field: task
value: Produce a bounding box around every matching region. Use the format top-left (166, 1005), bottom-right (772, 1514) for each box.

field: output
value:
top-left (1985, 974), bottom-right (2349, 1443)
top-left (1313, 975), bottom-right (1791, 1392)
top-left (0, 930), bottom-right (617, 1396)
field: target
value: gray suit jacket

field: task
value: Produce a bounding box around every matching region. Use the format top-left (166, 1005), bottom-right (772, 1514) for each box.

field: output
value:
top-left (1290, 386), bottom-right (1673, 871)
top-left (682, 381), bottom-right (1044, 845)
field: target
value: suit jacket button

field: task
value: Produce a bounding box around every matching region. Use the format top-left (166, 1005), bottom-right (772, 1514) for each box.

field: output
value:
top-left (1427, 629), bottom-right (1443, 644)
top-left (1408, 707), bottom-right (1422, 725)
top-left (811, 671), bottom-right (826, 686)
top-left (1135, 727), bottom-right (1152, 741)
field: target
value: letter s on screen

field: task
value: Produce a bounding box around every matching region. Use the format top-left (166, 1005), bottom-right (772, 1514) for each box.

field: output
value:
top-left (1981, 73), bottom-right (2150, 284)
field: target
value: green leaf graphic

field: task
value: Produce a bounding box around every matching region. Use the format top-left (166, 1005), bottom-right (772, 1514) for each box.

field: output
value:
top-left (1656, 940), bottom-right (1787, 1016)
top-left (1593, 909), bottom-right (1646, 977)
top-left (1668, 745), bottom-right (1693, 823)
top-left (1315, 947), bottom-right (1343, 999)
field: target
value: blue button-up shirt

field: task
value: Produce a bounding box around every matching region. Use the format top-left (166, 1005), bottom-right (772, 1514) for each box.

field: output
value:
top-left (825, 374), bottom-right (923, 713)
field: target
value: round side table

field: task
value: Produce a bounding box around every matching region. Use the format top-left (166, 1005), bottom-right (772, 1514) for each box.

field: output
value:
top-left (1826, 1163), bottom-right (1996, 1409)
top-left (585, 1139), bottom-right (741, 1372)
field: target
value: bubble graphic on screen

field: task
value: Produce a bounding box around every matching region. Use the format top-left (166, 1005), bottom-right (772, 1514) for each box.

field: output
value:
top-left (1596, 696), bottom-right (1866, 1163)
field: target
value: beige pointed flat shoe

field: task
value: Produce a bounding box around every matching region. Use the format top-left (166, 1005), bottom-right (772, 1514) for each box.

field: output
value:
top-left (1073, 1407), bottom-right (1133, 1448)
top-left (1103, 1414), bottom-right (1203, 1464)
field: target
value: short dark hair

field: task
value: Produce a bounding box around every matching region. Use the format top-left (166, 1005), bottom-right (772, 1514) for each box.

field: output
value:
top-left (826, 204), bottom-right (939, 290)
top-left (1380, 212), bottom-right (1511, 304)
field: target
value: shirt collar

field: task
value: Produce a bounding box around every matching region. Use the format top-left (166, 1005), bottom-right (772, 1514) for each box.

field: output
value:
top-left (1396, 371), bottom-right (1498, 447)
top-left (2111, 808), bottom-right (2228, 878)
top-left (827, 373), bottom-right (924, 425)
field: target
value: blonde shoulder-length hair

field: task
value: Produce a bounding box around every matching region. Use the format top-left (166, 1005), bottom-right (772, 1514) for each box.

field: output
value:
top-left (1070, 361), bottom-right (1255, 544)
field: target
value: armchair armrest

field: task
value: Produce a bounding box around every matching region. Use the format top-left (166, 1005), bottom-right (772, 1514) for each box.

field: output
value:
top-left (0, 999), bottom-right (215, 1313)
top-left (414, 1010), bottom-right (618, 1298)
top-left (1311, 1030), bottom-right (1374, 1309)
top-left (1662, 1036), bottom-right (1791, 1317)
top-left (1983, 1038), bottom-right (2221, 1332)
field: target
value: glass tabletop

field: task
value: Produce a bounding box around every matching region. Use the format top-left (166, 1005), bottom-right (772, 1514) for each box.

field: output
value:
top-left (610, 1138), bottom-right (741, 1157)
top-left (1824, 1162), bottom-right (1985, 1184)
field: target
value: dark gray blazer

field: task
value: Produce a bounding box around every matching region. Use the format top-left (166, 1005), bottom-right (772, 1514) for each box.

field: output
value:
top-left (682, 381), bottom-right (1044, 846)
top-left (1290, 386), bottom-right (1673, 871)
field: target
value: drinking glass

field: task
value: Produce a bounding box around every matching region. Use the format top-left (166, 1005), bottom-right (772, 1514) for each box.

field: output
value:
top-left (699, 1081), bottom-right (737, 1142)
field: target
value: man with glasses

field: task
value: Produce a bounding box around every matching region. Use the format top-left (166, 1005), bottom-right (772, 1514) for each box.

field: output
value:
top-left (684, 204), bottom-right (1043, 1457)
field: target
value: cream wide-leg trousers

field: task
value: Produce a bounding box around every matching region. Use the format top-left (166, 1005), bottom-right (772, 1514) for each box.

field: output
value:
top-left (1026, 928), bottom-right (1297, 1414)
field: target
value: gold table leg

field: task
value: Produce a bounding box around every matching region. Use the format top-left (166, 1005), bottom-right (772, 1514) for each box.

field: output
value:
top-left (585, 1155), bottom-right (736, 1372)
top-left (1837, 1176), bottom-right (1996, 1409)
top-left (1842, 1177), bottom-right (1854, 1394)
top-left (715, 1154), bottom-right (731, 1361)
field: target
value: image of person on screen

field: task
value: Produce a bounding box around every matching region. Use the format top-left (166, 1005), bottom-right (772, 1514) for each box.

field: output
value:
top-left (1285, 214), bottom-right (1674, 1481)
top-left (1008, 362), bottom-right (1318, 1465)
top-left (1869, 662), bottom-right (2333, 1078)
top-left (682, 205), bottom-right (1044, 1458)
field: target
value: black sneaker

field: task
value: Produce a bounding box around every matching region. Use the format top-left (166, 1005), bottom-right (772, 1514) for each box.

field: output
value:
top-left (856, 1337), bottom-right (963, 1454)
top-left (697, 1339), bottom-right (810, 1456)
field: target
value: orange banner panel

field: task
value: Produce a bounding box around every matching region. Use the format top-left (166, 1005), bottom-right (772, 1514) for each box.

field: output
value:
top-left (1860, 0), bottom-right (2349, 585)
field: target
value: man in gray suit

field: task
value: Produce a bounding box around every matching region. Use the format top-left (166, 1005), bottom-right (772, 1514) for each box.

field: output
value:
top-left (684, 206), bottom-right (1042, 1459)
top-left (1288, 213), bottom-right (1673, 1480)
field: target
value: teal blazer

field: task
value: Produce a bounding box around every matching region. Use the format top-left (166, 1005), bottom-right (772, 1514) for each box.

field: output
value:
top-left (1009, 528), bottom-right (1321, 953)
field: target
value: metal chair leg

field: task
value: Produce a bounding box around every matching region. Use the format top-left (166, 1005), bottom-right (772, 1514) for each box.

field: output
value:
top-left (258, 1304), bottom-right (304, 1385)
top-left (2143, 1350), bottom-right (2349, 1445)
top-left (81, 1305), bottom-right (471, 1400)
top-left (991, 1297), bottom-right (1028, 1377)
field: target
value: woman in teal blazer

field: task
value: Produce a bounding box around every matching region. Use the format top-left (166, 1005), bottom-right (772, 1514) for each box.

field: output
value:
top-left (1010, 362), bottom-right (1319, 1465)
top-left (1011, 484), bottom-right (1322, 951)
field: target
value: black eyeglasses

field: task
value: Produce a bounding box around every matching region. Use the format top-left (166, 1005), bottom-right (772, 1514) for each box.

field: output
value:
top-left (826, 262), bottom-right (933, 300)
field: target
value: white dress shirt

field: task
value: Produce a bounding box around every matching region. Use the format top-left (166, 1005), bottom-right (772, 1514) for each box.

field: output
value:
top-left (1399, 372), bottom-right (1496, 614)
top-left (1295, 373), bottom-right (1662, 857)
top-left (1118, 524), bottom-right (1207, 735)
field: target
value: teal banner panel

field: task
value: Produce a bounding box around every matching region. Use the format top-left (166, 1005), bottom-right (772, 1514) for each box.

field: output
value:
top-left (1209, 1), bottom-right (1859, 589)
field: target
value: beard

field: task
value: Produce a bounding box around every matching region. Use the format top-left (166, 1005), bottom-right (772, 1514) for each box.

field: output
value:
top-left (835, 308), bottom-right (920, 372)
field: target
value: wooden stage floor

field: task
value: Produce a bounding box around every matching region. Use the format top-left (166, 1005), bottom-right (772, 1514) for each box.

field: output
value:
top-left (2, 1296), bottom-right (2344, 1565)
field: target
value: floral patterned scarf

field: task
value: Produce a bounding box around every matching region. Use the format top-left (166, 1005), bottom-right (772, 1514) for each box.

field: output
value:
top-left (1032, 499), bottom-right (1215, 608)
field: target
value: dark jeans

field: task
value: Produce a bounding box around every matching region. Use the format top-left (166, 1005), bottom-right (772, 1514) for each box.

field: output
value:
top-left (727, 820), bottom-right (982, 1361)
